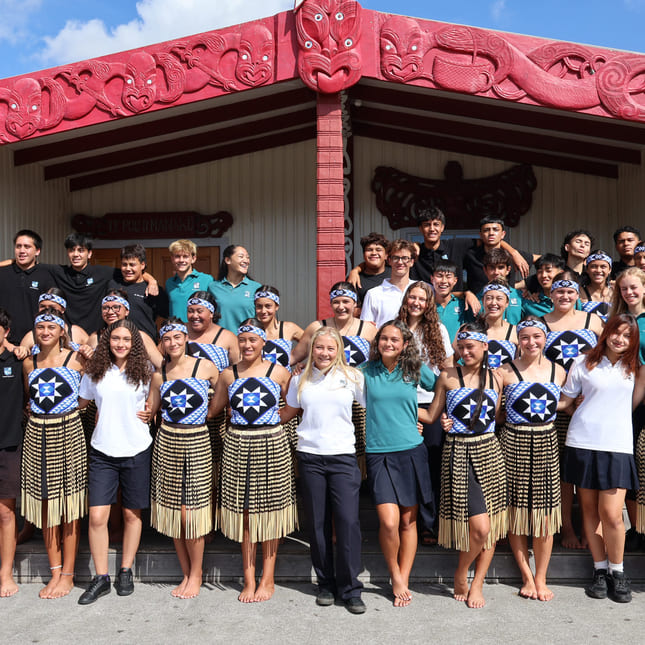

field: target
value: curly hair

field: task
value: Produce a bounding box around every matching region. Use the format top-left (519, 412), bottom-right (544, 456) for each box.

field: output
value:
top-left (85, 319), bottom-right (152, 387)
top-left (369, 319), bottom-right (421, 383)
top-left (397, 282), bottom-right (446, 368)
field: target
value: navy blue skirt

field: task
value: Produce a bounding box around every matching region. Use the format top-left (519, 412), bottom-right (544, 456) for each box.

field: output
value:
top-left (366, 443), bottom-right (433, 507)
top-left (562, 447), bottom-right (639, 491)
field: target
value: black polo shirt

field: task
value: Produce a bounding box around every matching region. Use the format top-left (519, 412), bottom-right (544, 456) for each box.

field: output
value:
top-left (108, 278), bottom-right (169, 341)
top-left (612, 259), bottom-right (632, 280)
top-left (0, 263), bottom-right (56, 343)
top-left (0, 350), bottom-right (24, 449)
top-left (48, 264), bottom-right (119, 334)
top-left (356, 267), bottom-right (391, 306)
top-left (463, 243), bottom-right (533, 294)
top-left (410, 237), bottom-right (472, 289)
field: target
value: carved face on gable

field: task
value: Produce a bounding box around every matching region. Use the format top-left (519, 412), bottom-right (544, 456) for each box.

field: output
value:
top-left (380, 16), bottom-right (426, 83)
top-left (236, 24), bottom-right (274, 87)
top-left (4, 78), bottom-right (43, 139)
top-left (122, 52), bottom-right (158, 113)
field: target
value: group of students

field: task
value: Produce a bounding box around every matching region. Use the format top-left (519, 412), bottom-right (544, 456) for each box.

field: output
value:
top-left (1, 217), bottom-right (645, 614)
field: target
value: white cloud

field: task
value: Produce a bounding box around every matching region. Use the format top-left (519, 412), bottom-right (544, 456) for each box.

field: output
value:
top-left (38, 0), bottom-right (292, 67)
top-left (0, 0), bottom-right (41, 43)
top-left (490, 0), bottom-right (506, 21)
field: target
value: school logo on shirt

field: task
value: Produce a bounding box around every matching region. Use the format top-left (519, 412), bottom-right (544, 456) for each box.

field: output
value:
top-left (244, 291), bottom-right (251, 298)
top-left (454, 306), bottom-right (461, 314)
top-left (510, 297), bottom-right (519, 306)
top-left (86, 277), bottom-right (94, 286)
top-left (3, 367), bottom-right (13, 377)
top-left (30, 281), bottom-right (39, 289)
top-left (193, 282), bottom-right (200, 289)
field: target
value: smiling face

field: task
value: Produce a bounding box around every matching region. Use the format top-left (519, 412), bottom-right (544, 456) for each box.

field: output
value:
top-left (311, 333), bottom-right (339, 372)
top-left (171, 251), bottom-right (196, 275)
top-left (255, 297), bottom-right (278, 326)
top-left (121, 257), bottom-right (145, 284)
top-left (102, 301), bottom-right (127, 325)
top-left (34, 321), bottom-right (62, 348)
top-left (363, 243), bottom-right (387, 272)
top-left (109, 327), bottom-right (133, 362)
top-left (161, 329), bottom-right (186, 358)
top-left (606, 323), bottom-right (632, 357)
top-left (618, 275), bottom-right (645, 311)
top-left (405, 286), bottom-right (428, 319)
top-left (585, 260), bottom-right (611, 286)
top-left (418, 219), bottom-right (445, 246)
top-left (536, 265), bottom-right (559, 292)
top-left (238, 331), bottom-right (264, 361)
top-left (456, 337), bottom-right (487, 367)
top-left (14, 235), bottom-right (40, 269)
top-left (67, 245), bottom-right (92, 270)
top-left (331, 295), bottom-right (356, 323)
top-left (635, 251), bottom-right (645, 272)
top-left (226, 247), bottom-right (250, 276)
top-left (551, 286), bottom-right (579, 312)
top-left (388, 250), bottom-right (413, 278)
top-left (377, 325), bottom-right (406, 363)
top-left (186, 304), bottom-right (212, 333)
top-left (431, 270), bottom-right (458, 298)
top-left (517, 327), bottom-right (546, 357)
top-left (483, 290), bottom-right (508, 317)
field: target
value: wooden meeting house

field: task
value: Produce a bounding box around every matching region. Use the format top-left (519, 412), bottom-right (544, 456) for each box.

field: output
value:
top-left (0, 0), bottom-right (644, 326)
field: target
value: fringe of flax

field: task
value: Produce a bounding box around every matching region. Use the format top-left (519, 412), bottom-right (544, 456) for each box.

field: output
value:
top-left (439, 509), bottom-right (507, 553)
top-left (151, 502), bottom-right (213, 540)
top-left (508, 506), bottom-right (562, 539)
top-left (21, 490), bottom-right (87, 529)
top-left (636, 428), bottom-right (645, 533)
top-left (218, 504), bottom-right (298, 544)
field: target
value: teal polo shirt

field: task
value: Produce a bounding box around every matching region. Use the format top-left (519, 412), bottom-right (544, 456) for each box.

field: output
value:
top-left (208, 276), bottom-right (262, 332)
top-left (436, 295), bottom-right (471, 342)
top-left (636, 313), bottom-right (645, 364)
top-left (477, 287), bottom-right (523, 325)
top-left (166, 270), bottom-right (214, 320)
top-left (360, 360), bottom-right (436, 453)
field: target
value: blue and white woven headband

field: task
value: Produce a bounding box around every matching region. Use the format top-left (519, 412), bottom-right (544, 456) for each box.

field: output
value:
top-left (551, 279), bottom-right (579, 293)
top-left (634, 244), bottom-right (645, 256)
top-left (238, 324), bottom-right (267, 341)
top-left (160, 323), bottom-right (188, 337)
top-left (457, 331), bottom-right (488, 343)
top-left (482, 283), bottom-right (510, 298)
top-left (39, 293), bottom-right (67, 309)
top-left (330, 288), bottom-right (357, 303)
top-left (254, 291), bottom-right (280, 305)
top-left (187, 297), bottom-right (215, 314)
top-left (585, 252), bottom-right (613, 267)
top-left (35, 313), bottom-right (65, 330)
top-left (517, 319), bottom-right (548, 335)
top-left (102, 295), bottom-right (130, 311)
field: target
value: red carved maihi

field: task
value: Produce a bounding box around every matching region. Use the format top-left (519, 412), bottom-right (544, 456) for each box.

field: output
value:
top-left (316, 93), bottom-right (346, 319)
top-left (295, 0), bottom-right (362, 94)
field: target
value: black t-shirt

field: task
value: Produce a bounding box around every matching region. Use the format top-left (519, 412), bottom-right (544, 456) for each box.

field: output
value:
top-left (356, 266), bottom-right (391, 306)
top-left (612, 259), bottom-right (632, 280)
top-left (108, 279), bottom-right (169, 341)
top-left (48, 264), bottom-right (119, 334)
top-left (410, 237), bottom-right (473, 290)
top-left (0, 263), bottom-right (56, 344)
top-left (0, 350), bottom-right (24, 449)
top-left (463, 244), bottom-right (533, 294)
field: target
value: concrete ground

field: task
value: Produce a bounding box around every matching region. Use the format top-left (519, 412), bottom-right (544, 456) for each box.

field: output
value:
top-left (3, 580), bottom-right (644, 644)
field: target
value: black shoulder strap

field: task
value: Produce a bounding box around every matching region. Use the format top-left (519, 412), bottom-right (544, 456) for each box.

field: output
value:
top-left (509, 363), bottom-right (523, 381)
top-left (456, 365), bottom-right (465, 388)
top-left (266, 362), bottom-right (276, 378)
top-left (32, 354), bottom-right (37, 369)
top-left (505, 324), bottom-right (513, 341)
top-left (540, 317), bottom-right (551, 332)
top-left (161, 364), bottom-right (167, 382)
top-left (488, 368), bottom-right (495, 389)
top-left (279, 320), bottom-right (284, 337)
top-left (550, 361), bottom-right (556, 381)
top-left (233, 365), bottom-right (239, 379)
top-left (583, 286), bottom-right (592, 300)
top-left (63, 351), bottom-right (73, 367)
top-left (213, 327), bottom-right (224, 343)
top-left (584, 312), bottom-right (592, 329)
top-left (191, 359), bottom-right (201, 378)
top-left (321, 319), bottom-right (327, 327)
top-left (357, 320), bottom-right (364, 335)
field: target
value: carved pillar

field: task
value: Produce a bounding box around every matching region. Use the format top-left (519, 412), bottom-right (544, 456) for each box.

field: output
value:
top-left (341, 91), bottom-right (355, 274)
top-left (316, 92), bottom-right (346, 319)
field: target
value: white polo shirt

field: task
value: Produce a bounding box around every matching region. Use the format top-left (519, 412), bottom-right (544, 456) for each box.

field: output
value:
top-left (79, 365), bottom-right (152, 458)
top-left (286, 366), bottom-right (365, 455)
top-left (563, 354), bottom-right (634, 454)
top-left (360, 279), bottom-right (417, 329)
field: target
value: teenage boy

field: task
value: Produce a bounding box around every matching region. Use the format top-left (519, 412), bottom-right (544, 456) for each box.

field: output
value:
top-left (430, 261), bottom-right (472, 342)
top-left (165, 239), bottom-right (214, 320)
top-left (521, 254), bottom-right (566, 317)
top-left (361, 239), bottom-right (417, 328)
top-left (0, 309), bottom-right (25, 597)
top-left (478, 249), bottom-right (523, 324)
top-left (462, 216), bottom-right (535, 294)
top-left (109, 244), bottom-right (168, 341)
top-left (355, 233), bottom-right (391, 308)
top-left (612, 225), bottom-right (642, 277)
top-left (0, 230), bottom-right (55, 344)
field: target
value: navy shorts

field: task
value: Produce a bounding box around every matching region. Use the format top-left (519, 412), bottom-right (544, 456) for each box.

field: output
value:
top-left (89, 445), bottom-right (152, 509)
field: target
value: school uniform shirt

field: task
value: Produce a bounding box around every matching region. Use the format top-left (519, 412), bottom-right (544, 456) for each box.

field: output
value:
top-left (208, 276), bottom-right (262, 332)
top-left (286, 367), bottom-right (365, 455)
top-left (415, 323), bottom-right (453, 404)
top-left (360, 279), bottom-right (417, 329)
top-left (410, 238), bottom-right (472, 290)
top-left (636, 312), bottom-right (645, 364)
top-left (436, 294), bottom-right (471, 342)
top-left (463, 244), bottom-right (533, 294)
top-left (108, 278), bottom-right (169, 341)
top-left (0, 263), bottom-right (56, 343)
top-left (79, 366), bottom-right (151, 458)
top-left (477, 286), bottom-right (524, 325)
top-left (562, 354), bottom-right (634, 454)
top-left (166, 270), bottom-right (214, 320)
top-left (361, 360), bottom-right (436, 453)
top-left (48, 264), bottom-right (119, 333)
top-left (0, 350), bottom-right (24, 449)
top-left (356, 267), bottom-right (391, 307)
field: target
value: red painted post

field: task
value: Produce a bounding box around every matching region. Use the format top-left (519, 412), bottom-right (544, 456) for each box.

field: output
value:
top-left (316, 92), bottom-right (346, 320)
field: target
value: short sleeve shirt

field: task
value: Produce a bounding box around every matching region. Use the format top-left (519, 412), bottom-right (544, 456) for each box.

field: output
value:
top-left (166, 270), bottom-right (214, 320)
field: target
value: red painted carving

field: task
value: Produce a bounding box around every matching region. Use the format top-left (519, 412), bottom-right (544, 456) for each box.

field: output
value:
top-left (316, 93), bottom-right (346, 319)
top-left (296, 0), bottom-right (362, 93)
top-left (371, 161), bottom-right (537, 230)
top-left (71, 211), bottom-right (233, 239)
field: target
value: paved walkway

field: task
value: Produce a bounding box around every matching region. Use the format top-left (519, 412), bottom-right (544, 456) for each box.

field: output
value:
top-left (3, 580), bottom-right (644, 644)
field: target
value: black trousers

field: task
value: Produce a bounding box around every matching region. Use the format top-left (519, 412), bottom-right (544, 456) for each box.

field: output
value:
top-left (296, 451), bottom-right (363, 600)
top-left (418, 411), bottom-right (443, 532)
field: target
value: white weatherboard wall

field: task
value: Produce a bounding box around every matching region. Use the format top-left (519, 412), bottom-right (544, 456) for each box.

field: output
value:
top-left (352, 137), bottom-right (620, 260)
top-left (0, 147), bottom-right (70, 263)
top-left (71, 140), bottom-right (318, 327)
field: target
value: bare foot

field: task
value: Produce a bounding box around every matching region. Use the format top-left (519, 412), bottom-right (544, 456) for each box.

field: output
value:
top-left (179, 576), bottom-right (202, 599)
top-left (49, 575), bottom-right (74, 599)
top-left (17, 522), bottom-right (35, 545)
top-left (172, 576), bottom-right (188, 598)
top-left (466, 582), bottom-right (486, 609)
top-left (238, 582), bottom-right (256, 603)
top-left (453, 573), bottom-right (469, 602)
top-left (0, 576), bottom-right (19, 597)
top-left (253, 580), bottom-right (275, 602)
top-left (536, 582), bottom-right (554, 602)
top-left (392, 578), bottom-right (412, 607)
top-left (519, 580), bottom-right (538, 599)
top-left (39, 573), bottom-right (61, 599)
top-left (560, 526), bottom-right (583, 549)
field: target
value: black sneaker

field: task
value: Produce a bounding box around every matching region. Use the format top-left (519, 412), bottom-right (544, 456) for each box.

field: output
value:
top-left (585, 569), bottom-right (608, 599)
top-left (316, 589), bottom-right (335, 606)
top-left (344, 597), bottom-right (367, 614)
top-left (115, 568), bottom-right (134, 596)
top-left (78, 575), bottom-right (111, 605)
top-left (607, 570), bottom-right (632, 603)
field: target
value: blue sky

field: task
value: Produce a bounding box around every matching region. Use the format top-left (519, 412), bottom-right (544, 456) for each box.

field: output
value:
top-left (0, 0), bottom-right (643, 80)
